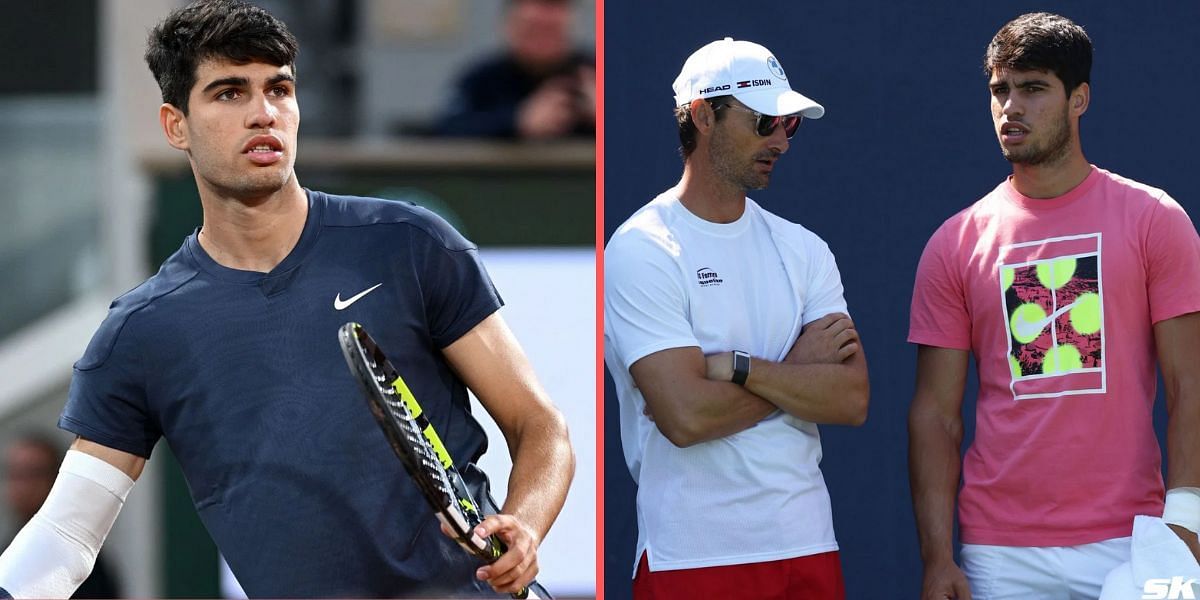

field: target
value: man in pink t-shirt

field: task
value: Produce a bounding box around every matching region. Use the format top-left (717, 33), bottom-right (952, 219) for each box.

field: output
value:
top-left (908, 12), bottom-right (1200, 600)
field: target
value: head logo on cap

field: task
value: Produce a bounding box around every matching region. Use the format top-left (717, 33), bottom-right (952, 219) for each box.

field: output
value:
top-left (673, 38), bottom-right (824, 119)
top-left (767, 56), bottom-right (787, 80)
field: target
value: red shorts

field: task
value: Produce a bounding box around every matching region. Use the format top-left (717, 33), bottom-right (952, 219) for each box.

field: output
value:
top-left (632, 550), bottom-right (845, 600)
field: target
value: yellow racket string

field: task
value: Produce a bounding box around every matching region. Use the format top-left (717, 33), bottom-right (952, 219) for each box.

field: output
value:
top-left (391, 377), bottom-right (455, 473)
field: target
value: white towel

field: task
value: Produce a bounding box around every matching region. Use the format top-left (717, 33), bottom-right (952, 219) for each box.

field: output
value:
top-left (1100, 515), bottom-right (1200, 599)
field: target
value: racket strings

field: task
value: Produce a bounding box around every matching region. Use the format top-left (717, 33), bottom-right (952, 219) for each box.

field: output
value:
top-left (370, 363), bottom-right (460, 505)
top-left (343, 326), bottom-right (533, 597)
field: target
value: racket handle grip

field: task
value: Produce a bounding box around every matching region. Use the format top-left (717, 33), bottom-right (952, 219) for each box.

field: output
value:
top-left (488, 534), bottom-right (548, 599)
top-left (489, 535), bottom-right (533, 599)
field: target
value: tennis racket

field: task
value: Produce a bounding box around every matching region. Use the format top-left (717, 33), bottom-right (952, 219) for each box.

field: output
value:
top-left (337, 322), bottom-right (545, 600)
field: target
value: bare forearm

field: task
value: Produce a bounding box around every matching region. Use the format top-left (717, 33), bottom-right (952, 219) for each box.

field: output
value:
top-left (704, 314), bottom-right (869, 426)
top-left (1155, 313), bottom-right (1200, 489)
top-left (654, 378), bottom-right (777, 446)
top-left (1152, 313), bottom-right (1200, 563)
top-left (909, 405), bottom-right (963, 566)
top-left (499, 409), bottom-right (575, 542)
top-left (1166, 387), bottom-right (1200, 489)
top-left (745, 354), bottom-right (868, 425)
top-left (633, 348), bottom-right (777, 446)
top-left (1164, 398), bottom-right (1200, 563)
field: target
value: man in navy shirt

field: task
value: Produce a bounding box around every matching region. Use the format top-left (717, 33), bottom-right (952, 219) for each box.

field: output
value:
top-left (0, 1), bottom-right (574, 597)
top-left (435, 0), bottom-right (594, 139)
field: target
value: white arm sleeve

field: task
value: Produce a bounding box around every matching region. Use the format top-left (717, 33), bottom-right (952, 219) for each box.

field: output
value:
top-left (0, 450), bottom-right (135, 599)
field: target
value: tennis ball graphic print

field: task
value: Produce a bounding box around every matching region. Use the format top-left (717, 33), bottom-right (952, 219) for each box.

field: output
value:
top-left (1000, 234), bottom-right (1105, 400)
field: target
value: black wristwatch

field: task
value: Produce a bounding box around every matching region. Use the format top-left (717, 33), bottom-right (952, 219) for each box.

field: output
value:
top-left (732, 350), bottom-right (751, 386)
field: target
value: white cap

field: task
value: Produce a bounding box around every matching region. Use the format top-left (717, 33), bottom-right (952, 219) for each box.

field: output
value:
top-left (672, 37), bottom-right (824, 119)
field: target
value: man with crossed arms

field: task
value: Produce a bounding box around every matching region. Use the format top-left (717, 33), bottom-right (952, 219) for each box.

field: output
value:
top-left (606, 37), bottom-right (868, 599)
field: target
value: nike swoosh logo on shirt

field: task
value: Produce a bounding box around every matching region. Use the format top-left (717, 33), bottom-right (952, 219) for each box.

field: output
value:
top-left (1012, 297), bottom-right (1084, 341)
top-left (334, 283), bottom-right (383, 311)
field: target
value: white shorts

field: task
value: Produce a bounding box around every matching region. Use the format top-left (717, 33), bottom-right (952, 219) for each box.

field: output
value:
top-left (961, 537), bottom-right (1132, 600)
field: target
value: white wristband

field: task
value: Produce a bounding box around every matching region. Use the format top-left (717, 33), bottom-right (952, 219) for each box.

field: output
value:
top-left (1163, 487), bottom-right (1200, 533)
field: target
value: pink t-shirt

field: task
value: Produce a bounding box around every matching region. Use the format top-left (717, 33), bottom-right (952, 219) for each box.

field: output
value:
top-left (909, 166), bottom-right (1200, 546)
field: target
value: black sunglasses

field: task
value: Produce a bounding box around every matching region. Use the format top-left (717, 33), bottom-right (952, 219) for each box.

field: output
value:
top-left (713, 103), bottom-right (803, 139)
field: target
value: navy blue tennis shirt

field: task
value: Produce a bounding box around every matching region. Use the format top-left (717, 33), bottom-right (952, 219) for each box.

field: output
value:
top-left (61, 191), bottom-right (508, 598)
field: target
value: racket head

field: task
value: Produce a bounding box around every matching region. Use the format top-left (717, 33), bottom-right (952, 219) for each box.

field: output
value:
top-left (337, 322), bottom-right (499, 562)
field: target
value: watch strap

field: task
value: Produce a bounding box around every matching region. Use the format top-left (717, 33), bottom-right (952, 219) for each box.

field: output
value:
top-left (732, 350), bottom-right (751, 386)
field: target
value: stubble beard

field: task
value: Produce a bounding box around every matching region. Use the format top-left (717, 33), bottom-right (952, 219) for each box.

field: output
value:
top-left (709, 127), bottom-right (770, 192)
top-left (194, 152), bottom-right (294, 202)
top-left (1001, 105), bottom-right (1072, 167)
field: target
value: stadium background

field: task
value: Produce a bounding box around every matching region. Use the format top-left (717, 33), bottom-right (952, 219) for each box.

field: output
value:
top-left (603, 2), bottom-right (1200, 599)
top-left (0, 0), bottom-right (595, 596)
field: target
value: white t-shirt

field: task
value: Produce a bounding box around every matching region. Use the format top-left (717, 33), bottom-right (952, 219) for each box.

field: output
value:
top-left (604, 190), bottom-right (849, 575)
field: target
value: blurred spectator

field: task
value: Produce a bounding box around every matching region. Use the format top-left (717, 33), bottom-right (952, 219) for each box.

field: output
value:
top-left (435, 0), bottom-right (594, 139)
top-left (3, 433), bottom-right (121, 598)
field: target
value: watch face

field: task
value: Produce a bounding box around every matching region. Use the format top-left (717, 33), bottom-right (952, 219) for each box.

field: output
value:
top-left (733, 351), bottom-right (751, 385)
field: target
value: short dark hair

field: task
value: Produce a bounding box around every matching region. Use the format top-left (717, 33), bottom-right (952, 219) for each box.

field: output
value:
top-left (984, 12), bottom-right (1092, 97)
top-left (675, 95), bottom-right (733, 160)
top-left (145, 0), bottom-right (299, 114)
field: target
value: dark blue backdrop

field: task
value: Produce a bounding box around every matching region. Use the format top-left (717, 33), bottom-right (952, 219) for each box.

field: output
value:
top-left (603, 2), bottom-right (1200, 598)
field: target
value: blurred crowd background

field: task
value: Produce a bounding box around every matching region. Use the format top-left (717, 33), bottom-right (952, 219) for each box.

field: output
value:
top-left (0, 0), bottom-right (596, 596)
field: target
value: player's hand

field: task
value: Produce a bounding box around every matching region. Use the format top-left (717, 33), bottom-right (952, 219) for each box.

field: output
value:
top-left (576, 65), bottom-right (596, 125)
top-left (1167, 523), bottom-right (1200, 564)
top-left (517, 77), bottom-right (576, 139)
top-left (921, 561), bottom-right (972, 600)
top-left (472, 514), bottom-right (541, 595)
top-left (786, 313), bottom-right (859, 365)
